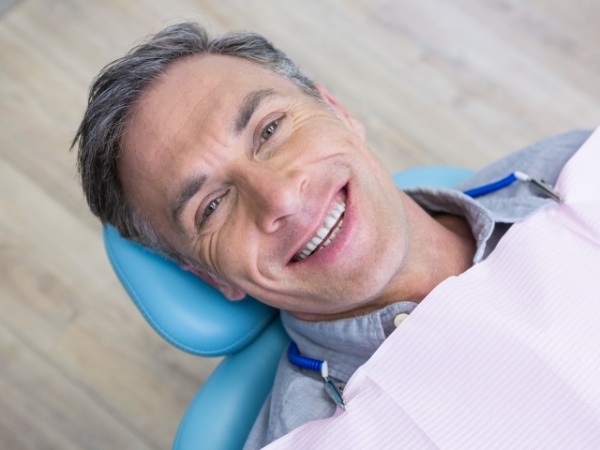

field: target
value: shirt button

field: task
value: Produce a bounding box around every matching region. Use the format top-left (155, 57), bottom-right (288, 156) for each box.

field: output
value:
top-left (394, 313), bottom-right (409, 328)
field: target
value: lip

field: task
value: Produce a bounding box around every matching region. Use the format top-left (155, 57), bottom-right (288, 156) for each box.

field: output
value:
top-left (287, 182), bottom-right (351, 266)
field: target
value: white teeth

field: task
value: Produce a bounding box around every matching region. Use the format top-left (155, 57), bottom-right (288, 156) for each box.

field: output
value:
top-left (331, 221), bottom-right (342, 238)
top-left (295, 200), bottom-right (346, 261)
top-left (325, 216), bottom-right (337, 229)
top-left (316, 227), bottom-right (329, 239)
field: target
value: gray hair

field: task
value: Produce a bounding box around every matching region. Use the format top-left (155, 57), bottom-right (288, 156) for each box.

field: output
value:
top-left (73, 21), bottom-right (319, 264)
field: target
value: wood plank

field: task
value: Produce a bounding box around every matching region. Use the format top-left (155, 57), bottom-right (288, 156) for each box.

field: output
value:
top-left (50, 283), bottom-right (220, 447)
top-left (0, 324), bottom-right (151, 450)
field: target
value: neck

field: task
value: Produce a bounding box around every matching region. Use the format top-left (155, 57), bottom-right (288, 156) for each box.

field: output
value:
top-left (386, 197), bottom-right (477, 305)
top-left (294, 195), bottom-right (476, 322)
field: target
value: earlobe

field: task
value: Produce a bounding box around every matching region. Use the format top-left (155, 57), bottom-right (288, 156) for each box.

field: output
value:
top-left (181, 264), bottom-right (247, 301)
top-left (315, 83), bottom-right (366, 139)
top-left (218, 282), bottom-right (247, 301)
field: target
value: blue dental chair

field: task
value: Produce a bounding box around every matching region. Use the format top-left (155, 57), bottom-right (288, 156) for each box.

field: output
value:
top-left (103, 167), bottom-right (474, 450)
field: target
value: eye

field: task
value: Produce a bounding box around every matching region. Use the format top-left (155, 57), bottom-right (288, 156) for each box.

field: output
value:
top-left (195, 188), bottom-right (233, 233)
top-left (260, 119), bottom-right (280, 143)
top-left (203, 197), bottom-right (222, 219)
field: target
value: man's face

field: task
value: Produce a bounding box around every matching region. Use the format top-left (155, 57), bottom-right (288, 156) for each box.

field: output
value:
top-left (120, 54), bottom-right (412, 319)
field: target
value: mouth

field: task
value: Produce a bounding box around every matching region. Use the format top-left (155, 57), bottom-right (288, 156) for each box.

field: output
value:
top-left (292, 188), bottom-right (346, 262)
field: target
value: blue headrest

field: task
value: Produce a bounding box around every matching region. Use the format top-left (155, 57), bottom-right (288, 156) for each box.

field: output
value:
top-left (103, 225), bottom-right (278, 356)
top-left (391, 166), bottom-right (474, 190)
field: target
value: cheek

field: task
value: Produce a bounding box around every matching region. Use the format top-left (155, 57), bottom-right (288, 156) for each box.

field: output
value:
top-left (210, 218), bottom-right (257, 279)
top-left (290, 121), bottom-right (348, 157)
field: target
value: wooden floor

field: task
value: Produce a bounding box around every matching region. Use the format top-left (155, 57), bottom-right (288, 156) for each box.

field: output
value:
top-left (1, 0), bottom-right (598, 448)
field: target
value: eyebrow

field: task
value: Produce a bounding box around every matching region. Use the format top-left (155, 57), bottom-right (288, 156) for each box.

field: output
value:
top-left (168, 89), bottom-right (278, 233)
top-left (169, 173), bottom-right (207, 233)
top-left (233, 88), bottom-right (277, 135)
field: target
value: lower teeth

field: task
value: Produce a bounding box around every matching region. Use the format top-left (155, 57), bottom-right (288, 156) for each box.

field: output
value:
top-left (297, 219), bottom-right (343, 260)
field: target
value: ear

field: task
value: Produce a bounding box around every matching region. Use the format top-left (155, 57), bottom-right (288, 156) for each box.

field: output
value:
top-left (316, 83), bottom-right (366, 139)
top-left (181, 264), bottom-right (247, 301)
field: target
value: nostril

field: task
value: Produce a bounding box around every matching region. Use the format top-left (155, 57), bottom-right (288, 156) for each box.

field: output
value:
top-left (300, 177), bottom-right (308, 194)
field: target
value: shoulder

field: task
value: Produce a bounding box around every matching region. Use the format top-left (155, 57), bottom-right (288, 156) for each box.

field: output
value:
top-left (457, 129), bottom-right (593, 191)
top-left (244, 354), bottom-right (337, 449)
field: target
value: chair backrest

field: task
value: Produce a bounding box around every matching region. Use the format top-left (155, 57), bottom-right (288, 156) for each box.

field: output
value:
top-left (103, 225), bottom-right (278, 357)
top-left (103, 166), bottom-right (474, 450)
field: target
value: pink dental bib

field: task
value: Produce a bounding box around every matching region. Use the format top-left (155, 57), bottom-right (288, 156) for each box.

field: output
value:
top-left (266, 127), bottom-right (600, 449)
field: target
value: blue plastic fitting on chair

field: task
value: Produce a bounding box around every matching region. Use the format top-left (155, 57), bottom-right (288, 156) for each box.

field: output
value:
top-left (391, 166), bottom-right (474, 190)
top-left (173, 319), bottom-right (289, 450)
top-left (103, 166), bottom-right (474, 450)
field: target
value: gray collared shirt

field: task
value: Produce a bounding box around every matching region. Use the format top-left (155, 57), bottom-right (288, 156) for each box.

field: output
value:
top-left (244, 129), bottom-right (591, 449)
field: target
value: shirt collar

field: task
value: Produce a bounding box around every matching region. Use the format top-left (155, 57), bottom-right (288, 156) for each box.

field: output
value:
top-left (406, 186), bottom-right (496, 263)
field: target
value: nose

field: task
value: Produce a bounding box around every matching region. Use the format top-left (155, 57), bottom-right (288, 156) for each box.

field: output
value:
top-left (234, 162), bottom-right (306, 233)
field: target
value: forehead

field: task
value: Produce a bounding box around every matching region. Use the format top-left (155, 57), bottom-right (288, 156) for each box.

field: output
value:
top-left (134, 54), bottom-right (297, 128)
top-left (122, 54), bottom-right (303, 159)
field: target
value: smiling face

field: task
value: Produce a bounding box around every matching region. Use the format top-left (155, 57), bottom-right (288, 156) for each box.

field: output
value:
top-left (119, 54), bottom-right (416, 319)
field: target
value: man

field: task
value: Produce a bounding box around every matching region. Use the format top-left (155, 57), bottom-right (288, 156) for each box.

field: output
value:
top-left (73, 21), bottom-right (590, 448)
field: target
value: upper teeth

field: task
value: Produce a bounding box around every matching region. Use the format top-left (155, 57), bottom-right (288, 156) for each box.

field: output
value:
top-left (296, 201), bottom-right (345, 260)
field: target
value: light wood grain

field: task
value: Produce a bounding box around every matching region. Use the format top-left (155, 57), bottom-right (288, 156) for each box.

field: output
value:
top-left (1, 0), bottom-right (598, 448)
